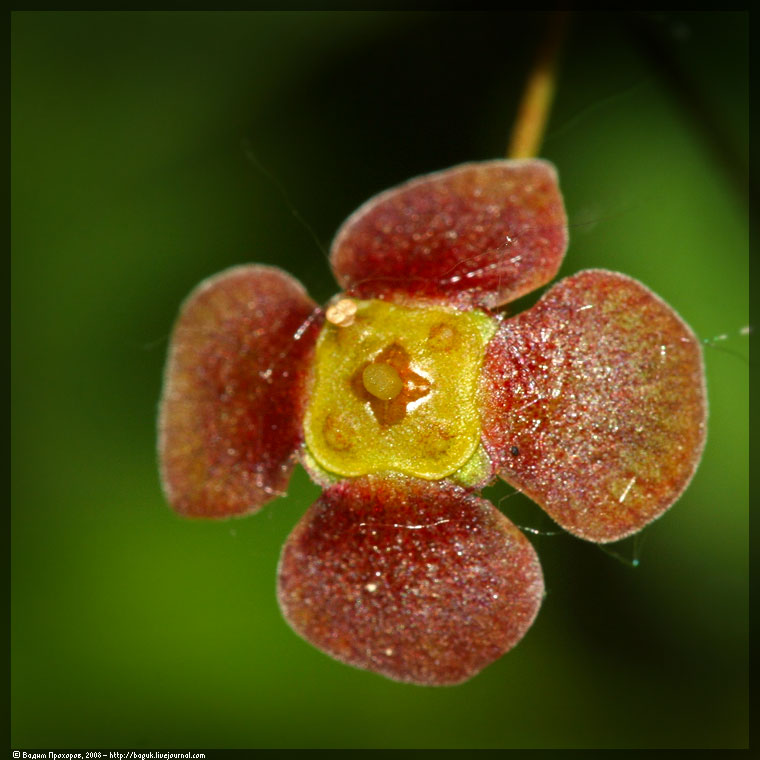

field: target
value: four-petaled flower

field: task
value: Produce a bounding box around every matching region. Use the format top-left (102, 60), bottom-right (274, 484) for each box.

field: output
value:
top-left (158, 160), bottom-right (706, 686)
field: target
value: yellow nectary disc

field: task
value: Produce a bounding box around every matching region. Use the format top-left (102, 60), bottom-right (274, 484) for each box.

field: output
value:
top-left (304, 299), bottom-right (496, 480)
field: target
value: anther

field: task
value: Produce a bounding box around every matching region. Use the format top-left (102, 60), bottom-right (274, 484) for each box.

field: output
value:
top-left (427, 322), bottom-right (457, 351)
top-left (326, 299), bottom-right (357, 327)
top-left (323, 413), bottom-right (355, 451)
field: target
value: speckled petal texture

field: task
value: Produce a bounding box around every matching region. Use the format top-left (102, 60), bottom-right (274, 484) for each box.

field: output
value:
top-left (330, 160), bottom-right (567, 309)
top-left (159, 265), bottom-right (321, 517)
top-left (481, 270), bottom-right (707, 543)
top-left (277, 475), bottom-right (544, 686)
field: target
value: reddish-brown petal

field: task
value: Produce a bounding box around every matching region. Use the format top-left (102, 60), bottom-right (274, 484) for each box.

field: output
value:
top-left (330, 160), bottom-right (568, 309)
top-left (480, 270), bottom-right (707, 543)
top-left (277, 475), bottom-right (544, 686)
top-left (158, 265), bottom-right (322, 518)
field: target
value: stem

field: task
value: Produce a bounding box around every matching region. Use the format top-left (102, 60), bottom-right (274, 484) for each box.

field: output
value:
top-left (508, 12), bottom-right (570, 159)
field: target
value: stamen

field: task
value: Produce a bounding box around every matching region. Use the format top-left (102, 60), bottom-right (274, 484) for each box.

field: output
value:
top-left (362, 362), bottom-right (404, 401)
top-left (326, 299), bottom-right (357, 327)
top-left (428, 322), bottom-right (457, 351)
top-left (322, 413), bottom-right (355, 451)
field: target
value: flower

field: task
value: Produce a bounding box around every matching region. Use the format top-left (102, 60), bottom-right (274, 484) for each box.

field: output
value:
top-left (158, 159), bottom-right (707, 686)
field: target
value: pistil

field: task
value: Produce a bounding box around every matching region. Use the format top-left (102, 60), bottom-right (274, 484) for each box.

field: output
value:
top-left (362, 362), bottom-right (404, 401)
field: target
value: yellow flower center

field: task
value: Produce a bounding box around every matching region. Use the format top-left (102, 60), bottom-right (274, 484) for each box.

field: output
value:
top-left (303, 299), bottom-right (496, 483)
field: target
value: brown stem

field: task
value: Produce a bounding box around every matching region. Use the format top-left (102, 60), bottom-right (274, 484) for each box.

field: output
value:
top-left (508, 12), bottom-right (570, 159)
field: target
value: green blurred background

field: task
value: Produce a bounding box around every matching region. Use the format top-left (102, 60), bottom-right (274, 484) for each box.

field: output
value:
top-left (11, 11), bottom-right (748, 749)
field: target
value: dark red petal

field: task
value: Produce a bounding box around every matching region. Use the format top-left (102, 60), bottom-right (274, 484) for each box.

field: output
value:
top-left (277, 476), bottom-right (544, 686)
top-left (330, 160), bottom-right (568, 309)
top-left (481, 270), bottom-right (707, 543)
top-left (158, 265), bottom-right (321, 518)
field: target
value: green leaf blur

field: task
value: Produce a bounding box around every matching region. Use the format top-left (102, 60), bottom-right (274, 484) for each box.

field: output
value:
top-left (11, 11), bottom-right (748, 749)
